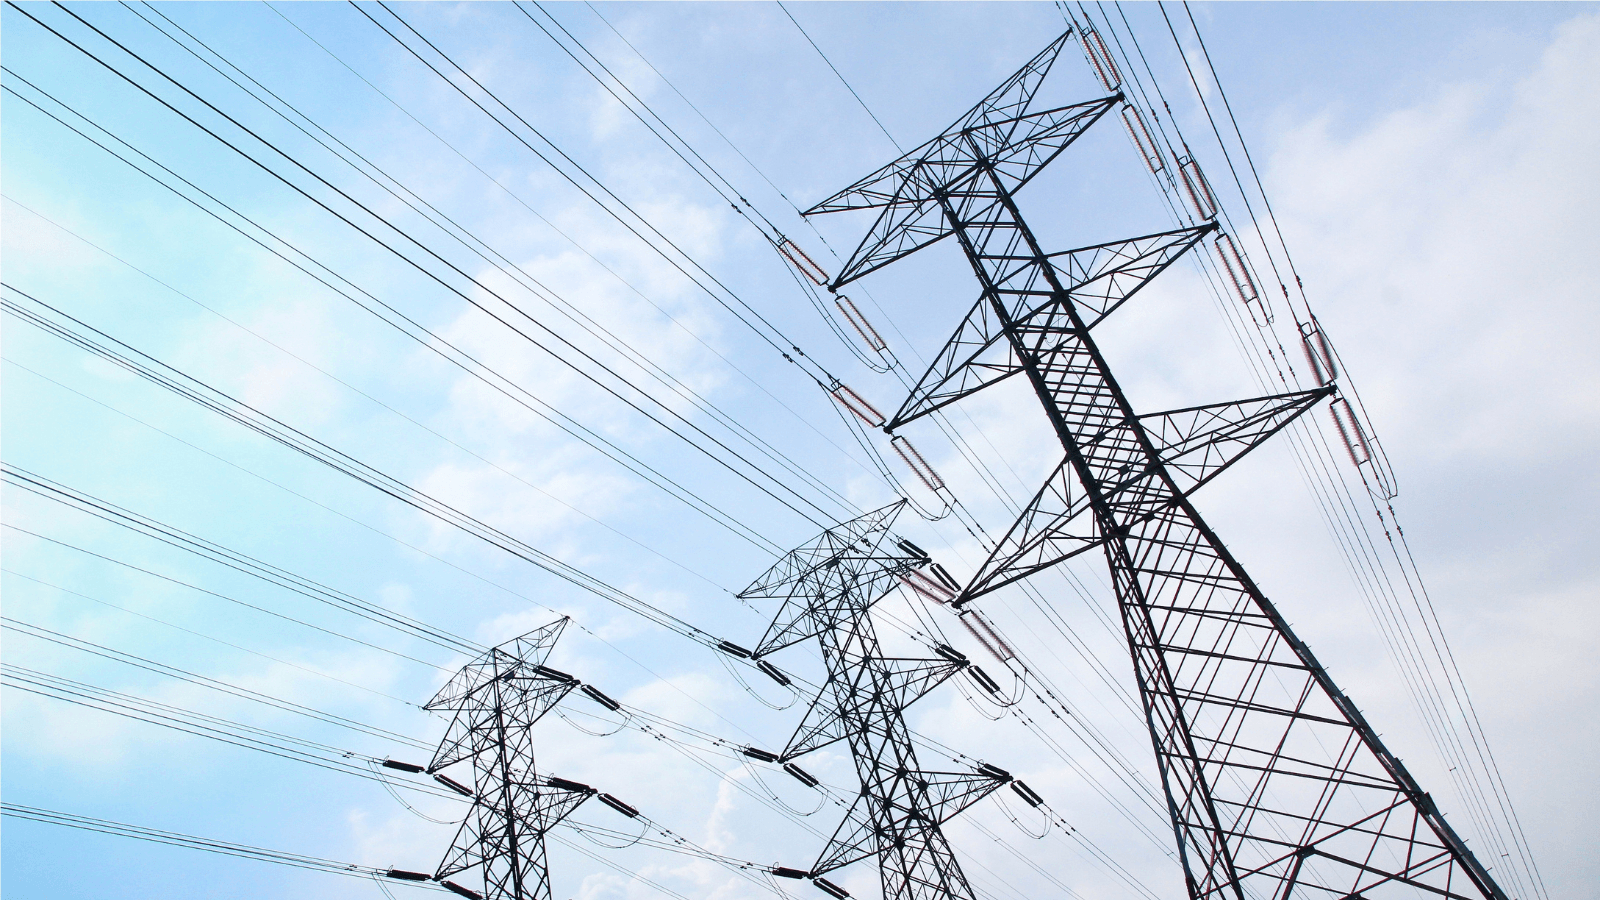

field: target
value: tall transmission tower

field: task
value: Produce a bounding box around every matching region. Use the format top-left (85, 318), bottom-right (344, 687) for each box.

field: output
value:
top-left (742, 501), bottom-right (1011, 900)
top-left (805, 32), bottom-right (1509, 900)
top-left (424, 618), bottom-right (595, 900)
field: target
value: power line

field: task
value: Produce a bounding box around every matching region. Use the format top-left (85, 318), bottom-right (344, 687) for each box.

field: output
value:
top-left (775, 1), bottom-right (902, 153)
top-left (355, 0), bottom-right (838, 387)
top-left (0, 286), bottom-right (764, 657)
top-left (1, 803), bottom-right (442, 887)
top-left (1055, 6), bottom-right (1544, 896)
top-left (0, 72), bottom-right (783, 553)
top-left (1, 566), bottom-right (420, 707)
top-left (125, 0), bottom-right (866, 530)
top-left (9, 2), bottom-right (845, 536)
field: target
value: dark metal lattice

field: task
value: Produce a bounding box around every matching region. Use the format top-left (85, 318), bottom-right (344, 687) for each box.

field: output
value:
top-left (806, 32), bottom-right (1509, 900)
top-left (425, 619), bottom-right (594, 900)
top-left (742, 502), bottom-right (1009, 900)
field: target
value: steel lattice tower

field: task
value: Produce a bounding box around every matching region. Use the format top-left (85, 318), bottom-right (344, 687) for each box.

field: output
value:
top-left (743, 501), bottom-right (1010, 900)
top-left (805, 33), bottom-right (1509, 900)
top-left (424, 619), bottom-right (594, 900)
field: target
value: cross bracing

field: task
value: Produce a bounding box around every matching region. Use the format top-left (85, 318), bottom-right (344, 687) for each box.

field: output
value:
top-left (0, 5), bottom-right (1552, 900)
top-left (426, 619), bottom-right (592, 900)
top-left (806, 30), bottom-right (1510, 900)
top-left (743, 502), bottom-right (1010, 900)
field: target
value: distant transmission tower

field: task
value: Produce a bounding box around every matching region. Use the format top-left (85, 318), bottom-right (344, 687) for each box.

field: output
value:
top-left (742, 501), bottom-right (1012, 900)
top-left (806, 32), bottom-right (1509, 900)
top-left (424, 619), bottom-right (595, 900)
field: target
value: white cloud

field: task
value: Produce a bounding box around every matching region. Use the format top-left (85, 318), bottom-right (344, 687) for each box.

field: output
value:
top-left (1228, 13), bottom-right (1600, 892)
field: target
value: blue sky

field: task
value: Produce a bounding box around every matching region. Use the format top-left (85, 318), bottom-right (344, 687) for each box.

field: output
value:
top-left (3, 3), bottom-right (1596, 899)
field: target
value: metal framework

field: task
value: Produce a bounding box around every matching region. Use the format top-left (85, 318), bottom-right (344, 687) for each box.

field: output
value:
top-left (425, 619), bottom-right (594, 900)
top-left (743, 502), bottom-right (1009, 900)
top-left (806, 33), bottom-right (1509, 900)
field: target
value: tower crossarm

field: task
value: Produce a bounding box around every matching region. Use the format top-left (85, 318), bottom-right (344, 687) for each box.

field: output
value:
top-left (956, 386), bottom-right (1333, 603)
top-left (809, 31), bottom-right (1511, 900)
top-left (888, 225), bottom-right (1216, 430)
top-left (425, 621), bottom-right (589, 900)
top-left (803, 31), bottom-right (1119, 289)
top-left (745, 504), bottom-right (1007, 900)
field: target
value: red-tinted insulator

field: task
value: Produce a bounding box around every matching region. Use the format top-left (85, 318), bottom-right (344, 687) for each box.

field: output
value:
top-left (1214, 233), bottom-right (1261, 307)
top-left (1300, 323), bottom-right (1338, 386)
top-left (835, 295), bottom-right (888, 352)
top-left (1082, 29), bottom-right (1121, 91)
top-left (385, 870), bottom-right (432, 881)
top-left (961, 610), bottom-right (1015, 663)
top-left (1120, 105), bottom-right (1163, 174)
top-left (443, 880), bottom-right (485, 900)
top-left (778, 240), bottom-right (830, 286)
top-left (1179, 157), bottom-right (1218, 221)
top-left (772, 867), bottom-right (809, 880)
top-left (960, 614), bottom-right (1000, 661)
top-left (831, 383), bottom-right (886, 427)
top-left (900, 569), bottom-right (954, 604)
top-left (1329, 397), bottom-right (1372, 467)
top-left (891, 436), bottom-right (945, 491)
top-left (381, 759), bottom-right (424, 773)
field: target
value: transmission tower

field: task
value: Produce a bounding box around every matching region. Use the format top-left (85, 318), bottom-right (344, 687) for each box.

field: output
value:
top-left (742, 501), bottom-right (1011, 900)
top-left (424, 618), bottom-right (595, 900)
top-left (805, 32), bottom-right (1509, 900)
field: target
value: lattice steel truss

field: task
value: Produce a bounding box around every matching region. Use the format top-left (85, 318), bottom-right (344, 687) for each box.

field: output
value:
top-left (425, 619), bottom-right (593, 900)
top-left (806, 33), bottom-right (1509, 900)
top-left (743, 502), bottom-right (1009, 900)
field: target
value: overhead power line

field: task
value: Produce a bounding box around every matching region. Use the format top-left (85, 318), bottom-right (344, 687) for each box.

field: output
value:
top-left (1, 802), bottom-right (444, 887)
top-left (16, 1), bottom-right (852, 533)
top-left (0, 72), bottom-right (784, 553)
top-left (776, 1), bottom-right (902, 153)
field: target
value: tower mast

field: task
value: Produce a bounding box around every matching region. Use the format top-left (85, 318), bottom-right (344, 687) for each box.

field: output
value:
top-left (807, 33), bottom-right (1508, 900)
